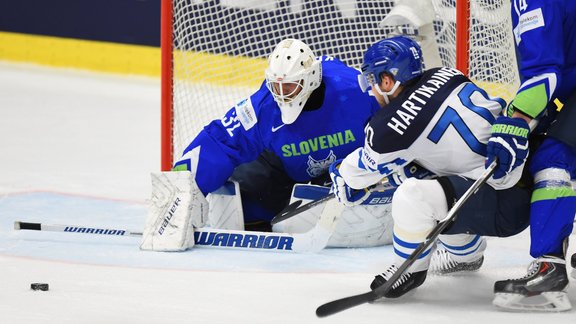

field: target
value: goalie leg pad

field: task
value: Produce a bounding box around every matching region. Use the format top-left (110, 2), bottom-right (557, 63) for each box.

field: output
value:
top-left (330, 202), bottom-right (393, 248)
top-left (272, 184), bottom-right (394, 247)
top-left (140, 171), bottom-right (208, 251)
top-left (207, 180), bottom-right (244, 230)
top-left (271, 184), bottom-right (328, 234)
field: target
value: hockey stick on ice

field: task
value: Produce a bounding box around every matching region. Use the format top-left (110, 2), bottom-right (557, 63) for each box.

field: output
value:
top-left (315, 160), bottom-right (498, 318)
top-left (13, 195), bottom-right (344, 253)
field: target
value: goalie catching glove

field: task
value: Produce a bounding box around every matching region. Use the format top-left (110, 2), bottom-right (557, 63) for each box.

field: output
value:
top-left (140, 171), bottom-right (208, 252)
top-left (486, 116), bottom-right (530, 180)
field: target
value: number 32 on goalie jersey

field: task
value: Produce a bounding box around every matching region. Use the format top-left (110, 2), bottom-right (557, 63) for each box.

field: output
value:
top-left (427, 83), bottom-right (505, 156)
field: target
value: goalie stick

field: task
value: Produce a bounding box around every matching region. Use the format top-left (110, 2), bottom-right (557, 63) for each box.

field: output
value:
top-left (315, 160), bottom-right (498, 318)
top-left (13, 196), bottom-right (344, 253)
top-left (14, 220), bottom-right (332, 253)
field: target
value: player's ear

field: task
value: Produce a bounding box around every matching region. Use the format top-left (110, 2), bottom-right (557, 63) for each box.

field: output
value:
top-left (380, 73), bottom-right (395, 91)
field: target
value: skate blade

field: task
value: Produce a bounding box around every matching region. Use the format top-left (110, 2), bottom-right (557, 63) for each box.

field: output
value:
top-left (493, 292), bottom-right (572, 312)
top-left (428, 267), bottom-right (481, 276)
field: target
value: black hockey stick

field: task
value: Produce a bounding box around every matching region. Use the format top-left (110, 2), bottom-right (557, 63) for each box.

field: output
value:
top-left (271, 180), bottom-right (394, 225)
top-left (271, 193), bottom-right (332, 225)
top-left (315, 159), bottom-right (498, 318)
top-left (279, 200), bottom-right (303, 215)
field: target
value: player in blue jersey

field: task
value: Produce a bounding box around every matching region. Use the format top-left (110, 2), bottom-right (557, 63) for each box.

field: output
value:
top-left (169, 38), bottom-right (383, 232)
top-left (329, 35), bottom-right (531, 299)
top-left (489, 0), bottom-right (576, 312)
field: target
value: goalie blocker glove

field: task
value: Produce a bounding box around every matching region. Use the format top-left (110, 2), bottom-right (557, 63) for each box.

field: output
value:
top-left (140, 171), bottom-right (208, 252)
top-left (486, 116), bottom-right (530, 179)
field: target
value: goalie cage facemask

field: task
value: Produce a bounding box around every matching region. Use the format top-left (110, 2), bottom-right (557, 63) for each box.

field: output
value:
top-left (265, 39), bottom-right (322, 124)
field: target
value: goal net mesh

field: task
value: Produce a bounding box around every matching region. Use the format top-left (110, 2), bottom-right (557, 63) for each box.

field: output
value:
top-left (167, 0), bottom-right (519, 165)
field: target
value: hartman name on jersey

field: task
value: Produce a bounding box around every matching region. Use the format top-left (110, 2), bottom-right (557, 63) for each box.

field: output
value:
top-left (387, 67), bottom-right (463, 136)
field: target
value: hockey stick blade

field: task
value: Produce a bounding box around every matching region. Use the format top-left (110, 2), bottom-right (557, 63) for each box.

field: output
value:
top-left (271, 194), bottom-right (332, 225)
top-left (315, 160), bottom-right (498, 317)
top-left (316, 291), bottom-right (378, 317)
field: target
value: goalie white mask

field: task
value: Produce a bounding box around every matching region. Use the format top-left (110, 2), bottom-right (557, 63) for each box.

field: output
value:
top-left (265, 39), bottom-right (322, 124)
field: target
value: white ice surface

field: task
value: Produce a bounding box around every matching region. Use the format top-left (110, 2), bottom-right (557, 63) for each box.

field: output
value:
top-left (1, 62), bottom-right (575, 324)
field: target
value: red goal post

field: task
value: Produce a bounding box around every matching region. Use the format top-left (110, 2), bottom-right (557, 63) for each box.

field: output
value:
top-left (160, 0), bottom-right (519, 170)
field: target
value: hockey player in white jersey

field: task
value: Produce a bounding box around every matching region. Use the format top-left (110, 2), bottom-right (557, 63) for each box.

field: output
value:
top-left (329, 36), bottom-right (532, 298)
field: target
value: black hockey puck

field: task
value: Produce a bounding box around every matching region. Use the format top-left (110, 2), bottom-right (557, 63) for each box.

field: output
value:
top-left (30, 283), bottom-right (49, 291)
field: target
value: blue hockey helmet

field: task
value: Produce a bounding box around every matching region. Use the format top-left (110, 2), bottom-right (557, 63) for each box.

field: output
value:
top-left (358, 36), bottom-right (424, 93)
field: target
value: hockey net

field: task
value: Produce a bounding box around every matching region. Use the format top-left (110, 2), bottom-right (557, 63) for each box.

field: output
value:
top-left (161, 0), bottom-right (519, 170)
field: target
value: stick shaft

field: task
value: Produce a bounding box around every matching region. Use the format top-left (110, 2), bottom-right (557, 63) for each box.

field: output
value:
top-left (15, 221), bottom-right (142, 237)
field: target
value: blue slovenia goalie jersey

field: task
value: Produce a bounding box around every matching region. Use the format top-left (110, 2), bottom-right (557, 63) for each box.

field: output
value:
top-left (175, 56), bottom-right (381, 196)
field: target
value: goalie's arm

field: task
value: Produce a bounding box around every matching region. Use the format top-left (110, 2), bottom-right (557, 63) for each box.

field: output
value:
top-left (173, 106), bottom-right (265, 195)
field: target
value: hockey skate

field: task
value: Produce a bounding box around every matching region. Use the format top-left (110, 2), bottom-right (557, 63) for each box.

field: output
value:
top-left (370, 264), bottom-right (427, 298)
top-left (429, 247), bottom-right (484, 275)
top-left (429, 236), bottom-right (486, 275)
top-left (493, 256), bottom-right (571, 312)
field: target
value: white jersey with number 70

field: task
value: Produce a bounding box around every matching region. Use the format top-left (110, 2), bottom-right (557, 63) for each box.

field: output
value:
top-left (339, 67), bottom-right (524, 191)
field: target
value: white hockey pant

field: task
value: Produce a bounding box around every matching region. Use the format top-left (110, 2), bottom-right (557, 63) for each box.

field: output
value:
top-left (392, 178), bottom-right (485, 272)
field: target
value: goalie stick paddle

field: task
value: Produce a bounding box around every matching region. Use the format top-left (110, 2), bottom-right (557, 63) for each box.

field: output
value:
top-left (315, 160), bottom-right (498, 318)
